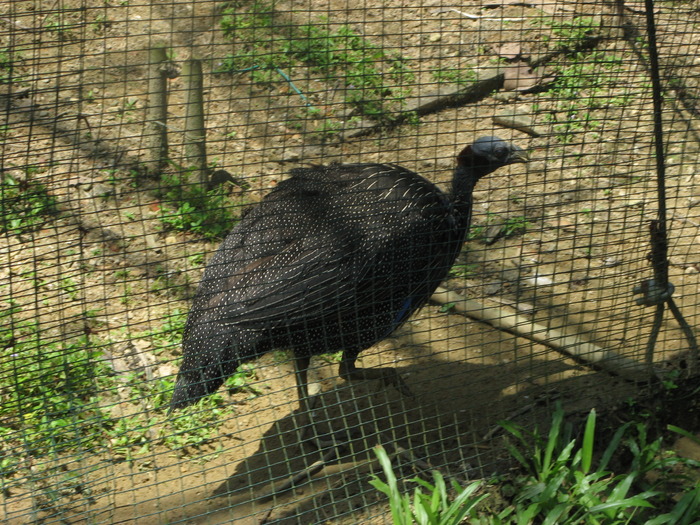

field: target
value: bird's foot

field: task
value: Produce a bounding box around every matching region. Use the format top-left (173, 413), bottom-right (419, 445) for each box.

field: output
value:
top-left (377, 367), bottom-right (414, 398)
top-left (296, 398), bottom-right (350, 450)
top-left (299, 424), bottom-right (350, 450)
top-left (340, 364), bottom-right (414, 398)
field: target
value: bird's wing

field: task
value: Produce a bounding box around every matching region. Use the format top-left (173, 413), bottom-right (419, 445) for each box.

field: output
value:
top-left (191, 237), bottom-right (369, 330)
top-left (186, 162), bottom-right (461, 333)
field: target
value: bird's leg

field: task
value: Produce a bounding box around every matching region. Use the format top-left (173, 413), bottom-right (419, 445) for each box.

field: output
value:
top-left (338, 354), bottom-right (414, 398)
top-left (293, 354), bottom-right (315, 444)
top-left (293, 354), bottom-right (313, 414)
top-left (293, 355), bottom-right (349, 449)
top-left (293, 355), bottom-right (321, 448)
top-left (293, 355), bottom-right (327, 448)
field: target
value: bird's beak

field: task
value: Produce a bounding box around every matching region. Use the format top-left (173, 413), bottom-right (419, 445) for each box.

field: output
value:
top-left (508, 146), bottom-right (529, 164)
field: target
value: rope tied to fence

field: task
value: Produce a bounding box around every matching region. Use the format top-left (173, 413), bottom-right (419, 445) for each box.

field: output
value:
top-left (632, 0), bottom-right (698, 376)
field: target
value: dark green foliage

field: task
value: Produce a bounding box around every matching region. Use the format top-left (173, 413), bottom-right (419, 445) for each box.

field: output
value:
top-left (496, 405), bottom-right (700, 524)
top-left (218, 2), bottom-right (414, 124)
top-left (0, 47), bottom-right (19, 84)
top-left (0, 172), bottom-right (58, 235)
top-left (0, 317), bottom-right (109, 469)
top-left (370, 445), bottom-right (486, 524)
top-left (371, 405), bottom-right (700, 524)
top-left (157, 171), bottom-right (241, 240)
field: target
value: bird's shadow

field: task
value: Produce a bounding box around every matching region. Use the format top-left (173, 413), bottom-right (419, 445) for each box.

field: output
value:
top-left (181, 322), bottom-right (636, 524)
top-left (208, 378), bottom-right (405, 501)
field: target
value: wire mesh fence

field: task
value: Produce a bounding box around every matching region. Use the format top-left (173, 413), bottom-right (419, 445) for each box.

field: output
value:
top-left (1, 0), bottom-right (700, 523)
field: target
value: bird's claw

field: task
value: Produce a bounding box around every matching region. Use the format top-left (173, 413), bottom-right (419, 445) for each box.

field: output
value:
top-left (378, 368), bottom-right (414, 398)
top-left (299, 421), bottom-right (350, 450)
top-left (340, 363), bottom-right (414, 398)
top-left (304, 430), bottom-right (350, 450)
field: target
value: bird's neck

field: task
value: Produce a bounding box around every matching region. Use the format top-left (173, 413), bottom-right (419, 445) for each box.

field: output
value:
top-left (451, 166), bottom-right (480, 217)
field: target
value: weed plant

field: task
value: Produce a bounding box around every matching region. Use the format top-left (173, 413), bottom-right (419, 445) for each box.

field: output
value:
top-left (371, 404), bottom-right (700, 524)
top-left (0, 313), bottom-right (110, 471)
top-left (157, 169), bottom-right (241, 240)
top-left (0, 172), bottom-right (58, 235)
top-left (531, 16), bottom-right (630, 143)
top-left (371, 446), bottom-right (486, 525)
top-left (0, 47), bottom-right (20, 84)
top-left (218, 1), bottom-right (413, 125)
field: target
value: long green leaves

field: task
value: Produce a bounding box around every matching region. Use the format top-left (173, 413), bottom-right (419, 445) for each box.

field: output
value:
top-left (369, 445), bottom-right (486, 525)
top-left (371, 404), bottom-right (700, 524)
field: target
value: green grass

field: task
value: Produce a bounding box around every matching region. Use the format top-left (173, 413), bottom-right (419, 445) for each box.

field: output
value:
top-left (466, 214), bottom-right (531, 244)
top-left (0, 300), bottom-right (259, 485)
top-left (218, 2), bottom-right (414, 125)
top-left (0, 316), bottom-right (110, 469)
top-left (0, 171), bottom-right (58, 235)
top-left (0, 47), bottom-right (20, 84)
top-left (370, 446), bottom-right (486, 525)
top-left (157, 169), bottom-right (241, 240)
top-left (150, 309), bottom-right (188, 353)
top-left (542, 50), bottom-right (625, 143)
top-left (106, 310), bottom-right (259, 457)
top-left (448, 262), bottom-right (479, 280)
top-left (371, 404), bottom-right (700, 524)
top-left (538, 15), bottom-right (601, 53)
top-left (43, 13), bottom-right (77, 41)
top-left (530, 15), bottom-right (629, 144)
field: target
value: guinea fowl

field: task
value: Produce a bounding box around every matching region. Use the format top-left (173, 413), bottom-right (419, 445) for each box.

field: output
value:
top-left (170, 137), bottom-right (527, 431)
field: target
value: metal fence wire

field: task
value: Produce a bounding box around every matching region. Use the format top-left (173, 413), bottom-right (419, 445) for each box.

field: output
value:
top-left (1, 0), bottom-right (700, 523)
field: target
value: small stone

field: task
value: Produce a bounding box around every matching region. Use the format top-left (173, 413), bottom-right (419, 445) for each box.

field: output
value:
top-left (133, 339), bottom-right (152, 351)
top-left (493, 110), bottom-right (542, 137)
top-left (496, 43), bottom-right (521, 60)
top-left (602, 257), bottom-right (622, 268)
top-left (483, 224), bottom-right (505, 245)
top-left (549, 218), bottom-right (576, 232)
top-left (429, 33), bottom-right (442, 42)
top-left (436, 158), bottom-right (452, 170)
top-left (685, 266), bottom-right (699, 275)
top-left (145, 235), bottom-right (160, 249)
top-left (484, 282), bottom-right (502, 295)
top-left (156, 364), bottom-right (176, 378)
top-left (89, 183), bottom-right (115, 198)
top-left (278, 149), bottom-right (301, 162)
top-left (528, 275), bottom-right (554, 287)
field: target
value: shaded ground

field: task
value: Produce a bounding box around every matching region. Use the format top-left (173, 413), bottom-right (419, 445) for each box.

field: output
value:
top-left (1, 0), bottom-right (700, 523)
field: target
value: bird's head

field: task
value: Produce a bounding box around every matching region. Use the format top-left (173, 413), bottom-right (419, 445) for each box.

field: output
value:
top-left (456, 136), bottom-right (528, 182)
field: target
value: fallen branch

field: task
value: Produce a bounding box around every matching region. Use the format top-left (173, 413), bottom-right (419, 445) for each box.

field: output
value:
top-left (431, 7), bottom-right (526, 21)
top-left (431, 287), bottom-right (650, 380)
top-left (257, 446), bottom-right (341, 503)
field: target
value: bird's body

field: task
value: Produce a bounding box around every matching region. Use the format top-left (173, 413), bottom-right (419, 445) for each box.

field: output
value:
top-left (170, 137), bottom-right (527, 415)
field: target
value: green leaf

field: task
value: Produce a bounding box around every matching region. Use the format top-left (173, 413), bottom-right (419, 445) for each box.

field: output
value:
top-left (599, 422), bottom-right (632, 471)
top-left (668, 424), bottom-right (700, 446)
top-left (543, 404), bottom-right (564, 475)
top-left (541, 503), bottom-right (568, 525)
top-left (444, 482), bottom-right (486, 523)
top-left (645, 485), bottom-right (700, 525)
top-left (588, 495), bottom-right (655, 513)
top-left (581, 408), bottom-right (596, 473)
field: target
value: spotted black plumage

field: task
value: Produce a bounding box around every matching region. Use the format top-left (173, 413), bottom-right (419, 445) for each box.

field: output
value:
top-left (170, 137), bottom-right (527, 415)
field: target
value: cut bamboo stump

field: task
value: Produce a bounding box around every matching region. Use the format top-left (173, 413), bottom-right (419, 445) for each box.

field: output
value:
top-left (182, 58), bottom-right (208, 185)
top-left (144, 44), bottom-right (169, 175)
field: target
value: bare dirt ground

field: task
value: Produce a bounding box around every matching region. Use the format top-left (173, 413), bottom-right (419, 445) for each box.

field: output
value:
top-left (1, 0), bottom-right (700, 523)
